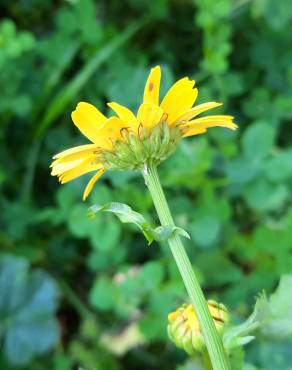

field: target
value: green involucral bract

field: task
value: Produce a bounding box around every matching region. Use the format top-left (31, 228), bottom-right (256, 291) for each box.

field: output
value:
top-left (100, 122), bottom-right (182, 171)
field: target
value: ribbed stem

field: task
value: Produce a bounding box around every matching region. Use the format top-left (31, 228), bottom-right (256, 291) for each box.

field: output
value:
top-left (143, 162), bottom-right (231, 370)
top-left (202, 350), bottom-right (213, 370)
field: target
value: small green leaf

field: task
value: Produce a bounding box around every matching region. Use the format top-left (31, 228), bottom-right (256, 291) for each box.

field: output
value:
top-left (223, 308), bottom-right (259, 351)
top-left (224, 273), bottom-right (292, 355)
top-left (89, 277), bottom-right (119, 311)
top-left (255, 274), bottom-right (292, 339)
top-left (88, 202), bottom-right (190, 245)
top-left (153, 225), bottom-right (191, 242)
top-left (88, 202), bottom-right (152, 242)
top-left (88, 202), bottom-right (143, 224)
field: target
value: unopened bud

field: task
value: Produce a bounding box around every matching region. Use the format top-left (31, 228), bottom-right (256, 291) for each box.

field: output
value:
top-left (168, 300), bottom-right (229, 355)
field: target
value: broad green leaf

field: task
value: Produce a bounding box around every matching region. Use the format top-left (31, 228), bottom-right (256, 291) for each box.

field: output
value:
top-left (190, 216), bottom-right (220, 247)
top-left (68, 204), bottom-right (93, 238)
top-left (264, 150), bottom-right (292, 182)
top-left (226, 158), bottom-right (259, 185)
top-left (139, 261), bottom-right (164, 292)
top-left (244, 178), bottom-right (289, 211)
top-left (89, 215), bottom-right (121, 251)
top-left (242, 122), bottom-right (276, 160)
top-left (139, 314), bottom-right (167, 341)
top-left (89, 277), bottom-right (119, 311)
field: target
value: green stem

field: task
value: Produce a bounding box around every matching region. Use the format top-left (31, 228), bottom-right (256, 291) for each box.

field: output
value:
top-left (202, 350), bottom-right (213, 370)
top-left (143, 162), bottom-right (231, 370)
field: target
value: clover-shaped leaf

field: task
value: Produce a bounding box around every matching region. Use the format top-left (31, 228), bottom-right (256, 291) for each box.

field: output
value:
top-left (0, 255), bottom-right (60, 366)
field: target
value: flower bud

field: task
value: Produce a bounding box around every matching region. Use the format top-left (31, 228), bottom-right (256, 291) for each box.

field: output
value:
top-left (167, 300), bottom-right (229, 355)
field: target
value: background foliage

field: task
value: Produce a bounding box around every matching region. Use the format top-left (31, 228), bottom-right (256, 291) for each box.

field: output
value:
top-left (1, 0), bottom-right (292, 369)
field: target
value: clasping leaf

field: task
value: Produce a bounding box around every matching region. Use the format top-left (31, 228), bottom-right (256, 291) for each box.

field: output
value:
top-left (88, 202), bottom-right (190, 245)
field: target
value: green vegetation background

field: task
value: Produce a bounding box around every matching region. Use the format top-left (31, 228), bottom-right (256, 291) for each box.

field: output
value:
top-left (1, 0), bottom-right (292, 369)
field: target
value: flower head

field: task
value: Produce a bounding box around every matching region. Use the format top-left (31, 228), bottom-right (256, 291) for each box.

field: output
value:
top-left (51, 66), bottom-right (237, 200)
top-left (168, 300), bottom-right (229, 355)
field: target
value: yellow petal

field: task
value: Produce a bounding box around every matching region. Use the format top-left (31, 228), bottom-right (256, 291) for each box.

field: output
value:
top-left (51, 157), bottom-right (92, 176)
top-left (160, 77), bottom-right (198, 125)
top-left (137, 103), bottom-right (163, 129)
top-left (187, 115), bottom-right (236, 126)
top-left (143, 66), bottom-right (161, 105)
top-left (176, 102), bottom-right (222, 123)
top-left (182, 115), bottom-right (238, 137)
top-left (182, 126), bottom-right (210, 137)
top-left (52, 144), bottom-right (99, 162)
top-left (107, 102), bottom-right (138, 130)
top-left (99, 116), bottom-right (126, 141)
top-left (59, 157), bottom-right (102, 184)
top-left (71, 102), bottom-right (107, 143)
top-left (82, 168), bottom-right (105, 201)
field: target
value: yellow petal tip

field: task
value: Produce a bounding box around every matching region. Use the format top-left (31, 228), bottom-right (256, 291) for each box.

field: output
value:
top-left (151, 65), bottom-right (161, 72)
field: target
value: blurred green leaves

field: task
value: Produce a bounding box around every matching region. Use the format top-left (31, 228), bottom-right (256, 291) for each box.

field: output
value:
top-left (1, 0), bottom-right (292, 369)
top-left (0, 19), bottom-right (35, 67)
top-left (35, 16), bottom-right (149, 138)
top-left (0, 255), bottom-right (59, 366)
top-left (89, 259), bottom-right (183, 342)
top-left (242, 122), bottom-right (275, 160)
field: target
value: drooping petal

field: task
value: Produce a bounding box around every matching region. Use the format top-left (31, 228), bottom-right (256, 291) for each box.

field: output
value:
top-left (143, 66), bottom-right (161, 105)
top-left (82, 168), bottom-right (106, 201)
top-left (51, 157), bottom-right (91, 176)
top-left (71, 102), bottom-right (107, 143)
top-left (107, 102), bottom-right (139, 130)
top-left (182, 126), bottom-right (210, 137)
top-left (182, 115), bottom-right (237, 137)
top-left (52, 144), bottom-right (99, 164)
top-left (176, 102), bottom-right (222, 123)
top-left (59, 157), bottom-right (102, 184)
top-left (137, 103), bottom-right (164, 129)
top-left (160, 77), bottom-right (198, 125)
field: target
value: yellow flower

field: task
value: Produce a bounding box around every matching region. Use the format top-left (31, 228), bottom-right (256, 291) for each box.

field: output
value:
top-left (168, 300), bottom-right (229, 355)
top-left (51, 66), bottom-right (237, 200)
